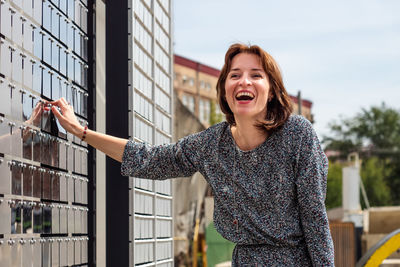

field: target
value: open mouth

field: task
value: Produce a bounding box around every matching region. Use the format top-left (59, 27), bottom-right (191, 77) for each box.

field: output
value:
top-left (235, 91), bottom-right (255, 101)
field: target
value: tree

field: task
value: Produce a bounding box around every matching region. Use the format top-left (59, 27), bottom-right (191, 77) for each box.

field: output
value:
top-left (325, 161), bottom-right (343, 209)
top-left (323, 103), bottom-right (400, 205)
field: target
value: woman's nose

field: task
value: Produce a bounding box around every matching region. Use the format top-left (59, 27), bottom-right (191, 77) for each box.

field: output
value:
top-left (239, 75), bottom-right (251, 86)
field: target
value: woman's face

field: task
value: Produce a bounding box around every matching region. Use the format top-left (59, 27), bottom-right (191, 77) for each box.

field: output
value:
top-left (225, 53), bottom-right (270, 122)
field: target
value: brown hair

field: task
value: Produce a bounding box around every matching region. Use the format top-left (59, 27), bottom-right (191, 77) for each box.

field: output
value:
top-left (217, 43), bottom-right (293, 133)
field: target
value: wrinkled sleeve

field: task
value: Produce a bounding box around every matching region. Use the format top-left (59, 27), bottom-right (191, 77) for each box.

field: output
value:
top-left (295, 120), bottom-right (335, 266)
top-left (120, 133), bottom-right (202, 179)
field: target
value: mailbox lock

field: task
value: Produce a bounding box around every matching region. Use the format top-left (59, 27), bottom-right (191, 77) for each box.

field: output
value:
top-left (39, 239), bottom-right (45, 243)
top-left (19, 239), bottom-right (26, 245)
top-left (49, 239), bottom-right (54, 243)
top-left (30, 239), bottom-right (36, 244)
top-left (8, 239), bottom-right (15, 245)
top-left (0, 158), bottom-right (3, 164)
top-left (0, 199), bottom-right (3, 204)
top-left (8, 200), bottom-right (15, 206)
top-left (0, 240), bottom-right (3, 245)
top-left (0, 117), bottom-right (3, 123)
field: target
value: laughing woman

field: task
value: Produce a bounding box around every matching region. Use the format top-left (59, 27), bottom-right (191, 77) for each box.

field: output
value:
top-left (51, 43), bottom-right (335, 266)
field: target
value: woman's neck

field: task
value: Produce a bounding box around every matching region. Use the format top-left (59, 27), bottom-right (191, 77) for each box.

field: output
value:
top-left (231, 117), bottom-right (268, 151)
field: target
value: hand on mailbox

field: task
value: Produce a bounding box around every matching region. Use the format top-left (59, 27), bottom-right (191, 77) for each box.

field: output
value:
top-left (51, 98), bottom-right (83, 138)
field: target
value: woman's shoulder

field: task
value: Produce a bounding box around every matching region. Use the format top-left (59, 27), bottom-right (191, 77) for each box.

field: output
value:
top-left (283, 115), bottom-right (315, 135)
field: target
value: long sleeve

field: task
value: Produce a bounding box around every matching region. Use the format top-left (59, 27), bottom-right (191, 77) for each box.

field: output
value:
top-left (295, 119), bottom-right (335, 266)
top-left (120, 133), bottom-right (203, 179)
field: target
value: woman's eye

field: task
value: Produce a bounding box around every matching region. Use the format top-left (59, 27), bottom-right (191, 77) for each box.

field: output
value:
top-left (230, 74), bottom-right (239, 78)
top-left (252, 74), bottom-right (262, 78)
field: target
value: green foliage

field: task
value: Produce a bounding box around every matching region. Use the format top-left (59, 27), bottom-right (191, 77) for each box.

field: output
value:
top-left (209, 100), bottom-right (224, 126)
top-left (323, 103), bottom-right (400, 206)
top-left (360, 157), bottom-right (392, 207)
top-left (326, 161), bottom-right (343, 209)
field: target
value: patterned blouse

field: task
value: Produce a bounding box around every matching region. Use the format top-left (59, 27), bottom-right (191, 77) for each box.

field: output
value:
top-left (121, 115), bottom-right (335, 266)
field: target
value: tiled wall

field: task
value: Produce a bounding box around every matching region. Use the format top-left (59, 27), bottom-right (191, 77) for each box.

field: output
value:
top-left (128, 0), bottom-right (173, 265)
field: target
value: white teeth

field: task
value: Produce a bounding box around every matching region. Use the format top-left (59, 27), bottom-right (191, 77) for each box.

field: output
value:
top-left (236, 92), bottom-right (255, 98)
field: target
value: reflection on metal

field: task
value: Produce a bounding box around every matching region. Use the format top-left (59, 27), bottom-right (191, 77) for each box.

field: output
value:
top-left (356, 228), bottom-right (400, 267)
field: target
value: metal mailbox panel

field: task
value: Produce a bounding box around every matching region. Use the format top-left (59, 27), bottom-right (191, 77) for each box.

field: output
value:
top-left (12, 14), bottom-right (23, 47)
top-left (42, 204), bottom-right (52, 234)
top-left (74, 207), bottom-right (81, 233)
top-left (11, 200), bottom-right (22, 234)
top-left (32, 130), bottom-right (41, 162)
top-left (67, 143), bottom-right (74, 171)
top-left (10, 239), bottom-right (22, 267)
top-left (67, 206), bottom-right (74, 233)
top-left (0, 198), bottom-right (11, 234)
top-left (42, 238), bottom-right (51, 267)
top-left (51, 204), bottom-right (59, 234)
top-left (33, 0), bottom-right (42, 24)
top-left (0, 238), bottom-right (11, 266)
top-left (134, 242), bottom-right (154, 265)
top-left (81, 237), bottom-right (88, 263)
top-left (23, 0), bottom-right (33, 18)
top-left (32, 238), bottom-right (41, 267)
top-left (22, 238), bottom-right (32, 267)
top-left (59, 205), bottom-right (67, 233)
top-left (59, 172), bottom-right (67, 202)
top-left (67, 174), bottom-right (74, 202)
top-left (22, 127), bottom-right (33, 162)
top-left (135, 191), bottom-right (154, 215)
top-left (50, 137), bottom-right (59, 167)
top-left (12, 48), bottom-right (23, 84)
top-left (82, 208), bottom-right (88, 234)
top-left (51, 170), bottom-right (60, 201)
top-left (51, 239), bottom-right (59, 266)
top-left (0, 158), bottom-right (11, 195)
top-left (42, 169), bottom-right (51, 200)
top-left (82, 178), bottom-right (88, 204)
top-left (134, 217), bottom-right (153, 239)
top-left (0, 79), bottom-right (12, 117)
top-left (22, 164), bottom-right (32, 196)
top-left (156, 241), bottom-right (172, 261)
top-left (82, 149), bottom-right (88, 175)
top-left (0, 1), bottom-right (12, 38)
top-left (11, 161), bottom-right (22, 195)
top-left (23, 56), bottom-right (33, 89)
top-left (51, 8), bottom-right (60, 39)
top-left (32, 203), bottom-right (41, 233)
top-left (42, 0), bottom-right (52, 31)
top-left (59, 238), bottom-right (67, 266)
top-left (74, 238), bottom-right (81, 265)
top-left (74, 146), bottom-right (81, 174)
top-left (67, 238), bottom-right (74, 266)
top-left (59, 140), bottom-right (67, 170)
top-left (74, 176), bottom-right (81, 203)
top-left (0, 41), bottom-right (12, 78)
top-left (22, 203), bottom-right (32, 233)
top-left (32, 167), bottom-right (41, 198)
top-left (11, 122), bottom-right (22, 159)
top-left (11, 86), bottom-right (23, 122)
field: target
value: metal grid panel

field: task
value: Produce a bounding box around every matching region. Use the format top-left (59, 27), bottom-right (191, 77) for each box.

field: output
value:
top-left (128, 0), bottom-right (173, 265)
top-left (0, 0), bottom-right (91, 265)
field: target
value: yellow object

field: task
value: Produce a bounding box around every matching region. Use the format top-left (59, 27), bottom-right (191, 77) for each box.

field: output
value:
top-left (364, 231), bottom-right (400, 267)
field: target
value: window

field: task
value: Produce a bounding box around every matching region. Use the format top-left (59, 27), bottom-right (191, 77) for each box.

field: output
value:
top-left (182, 94), bottom-right (195, 113)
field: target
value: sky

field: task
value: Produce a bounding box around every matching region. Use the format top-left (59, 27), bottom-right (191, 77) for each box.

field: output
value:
top-left (172, 0), bottom-right (400, 139)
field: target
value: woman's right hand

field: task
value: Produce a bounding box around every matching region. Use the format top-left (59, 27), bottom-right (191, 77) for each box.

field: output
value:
top-left (50, 98), bottom-right (84, 138)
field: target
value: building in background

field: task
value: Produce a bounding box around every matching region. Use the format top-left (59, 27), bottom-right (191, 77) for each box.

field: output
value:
top-left (174, 54), bottom-right (314, 127)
